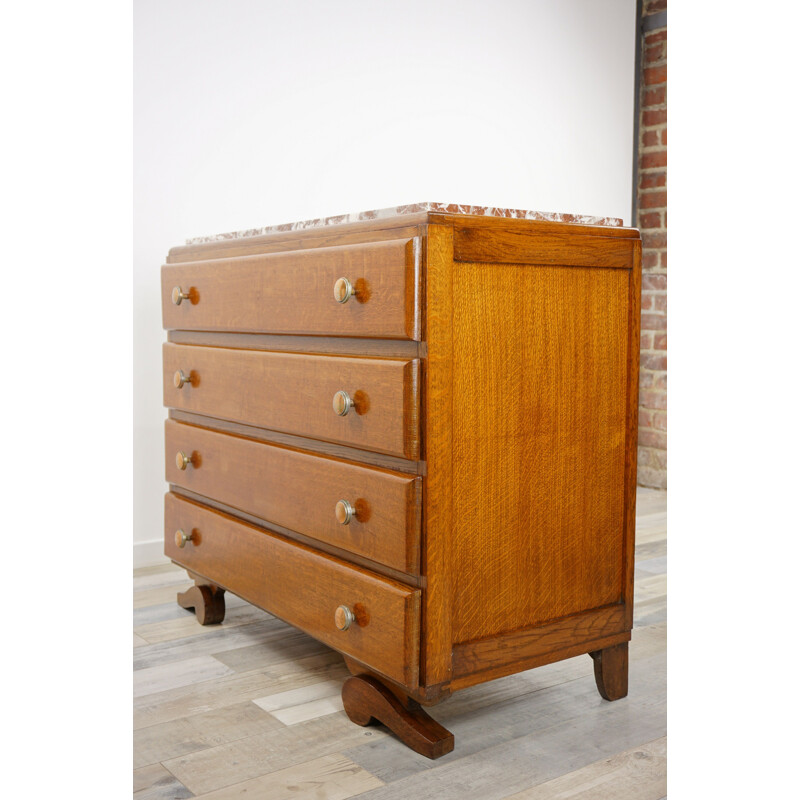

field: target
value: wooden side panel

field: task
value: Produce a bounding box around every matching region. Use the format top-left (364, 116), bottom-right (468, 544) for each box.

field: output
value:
top-left (450, 257), bottom-right (632, 644)
top-left (420, 224), bottom-right (455, 688)
top-left (164, 493), bottom-right (420, 689)
top-left (163, 343), bottom-right (420, 459)
top-left (162, 238), bottom-right (420, 340)
top-left (165, 419), bottom-right (421, 574)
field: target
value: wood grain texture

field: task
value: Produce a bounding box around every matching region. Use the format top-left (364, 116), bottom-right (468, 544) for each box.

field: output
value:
top-left (450, 261), bottom-right (630, 644)
top-left (165, 419), bottom-right (421, 574)
top-left (164, 492), bottom-right (420, 689)
top-left (341, 675), bottom-right (454, 759)
top-left (162, 238), bottom-right (421, 340)
top-left (163, 343), bottom-right (420, 459)
top-left (451, 605), bottom-right (629, 689)
top-left (419, 223), bottom-right (455, 689)
top-left (590, 641), bottom-right (629, 701)
top-left (454, 226), bottom-right (636, 267)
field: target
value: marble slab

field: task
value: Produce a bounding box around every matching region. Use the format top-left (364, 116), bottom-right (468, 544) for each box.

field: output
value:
top-left (187, 202), bottom-right (624, 245)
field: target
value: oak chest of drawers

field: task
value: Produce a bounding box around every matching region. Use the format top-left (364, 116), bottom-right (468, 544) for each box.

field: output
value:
top-left (161, 203), bottom-right (642, 758)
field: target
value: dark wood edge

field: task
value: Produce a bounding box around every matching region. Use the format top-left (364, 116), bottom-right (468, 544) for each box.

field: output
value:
top-left (343, 655), bottom-right (451, 706)
top-left (167, 409), bottom-right (426, 476)
top-left (452, 604), bottom-right (629, 685)
top-left (169, 484), bottom-right (424, 587)
top-left (623, 242), bottom-right (642, 627)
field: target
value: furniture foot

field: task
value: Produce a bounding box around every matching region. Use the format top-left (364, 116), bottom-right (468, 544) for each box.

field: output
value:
top-left (177, 583), bottom-right (226, 625)
top-left (341, 675), bottom-right (454, 759)
top-left (589, 641), bottom-right (628, 701)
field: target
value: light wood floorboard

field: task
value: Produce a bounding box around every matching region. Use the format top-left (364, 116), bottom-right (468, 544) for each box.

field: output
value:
top-left (133, 487), bottom-right (666, 798)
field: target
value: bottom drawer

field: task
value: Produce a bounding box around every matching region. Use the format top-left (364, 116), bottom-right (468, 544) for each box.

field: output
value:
top-left (164, 492), bottom-right (421, 689)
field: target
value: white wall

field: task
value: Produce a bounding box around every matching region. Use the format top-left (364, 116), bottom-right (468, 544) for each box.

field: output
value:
top-left (133, 0), bottom-right (636, 566)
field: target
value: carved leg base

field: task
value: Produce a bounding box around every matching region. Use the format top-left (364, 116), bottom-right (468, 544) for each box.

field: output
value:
top-left (589, 641), bottom-right (628, 701)
top-left (177, 584), bottom-right (226, 625)
top-left (342, 675), bottom-right (454, 759)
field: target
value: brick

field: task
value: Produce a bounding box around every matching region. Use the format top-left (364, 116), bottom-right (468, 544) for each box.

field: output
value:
top-left (645, 0), bottom-right (667, 13)
top-left (641, 353), bottom-right (667, 370)
top-left (643, 86), bottom-right (666, 107)
top-left (654, 332), bottom-right (667, 350)
top-left (645, 30), bottom-right (667, 45)
top-left (661, 128), bottom-right (667, 145)
top-left (643, 274), bottom-right (666, 291)
top-left (639, 389), bottom-right (667, 408)
top-left (641, 294), bottom-right (653, 311)
top-left (643, 130), bottom-right (660, 147)
top-left (640, 331), bottom-right (654, 351)
top-left (642, 313), bottom-right (667, 331)
top-left (639, 429), bottom-right (667, 449)
top-left (654, 372), bottom-right (667, 390)
top-left (652, 293), bottom-right (666, 312)
top-left (653, 412), bottom-right (667, 432)
top-left (642, 230), bottom-right (666, 249)
top-left (643, 109), bottom-right (667, 126)
top-left (640, 150), bottom-right (667, 169)
top-left (640, 190), bottom-right (667, 209)
top-left (660, 251), bottom-right (667, 268)
top-left (644, 65), bottom-right (667, 85)
top-left (640, 170), bottom-right (666, 189)
top-left (638, 466), bottom-right (667, 490)
top-left (639, 211), bottom-right (661, 228)
top-left (645, 43), bottom-right (665, 64)
top-left (639, 408), bottom-right (654, 428)
top-left (643, 251), bottom-right (659, 269)
top-left (639, 372), bottom-right (655, 389)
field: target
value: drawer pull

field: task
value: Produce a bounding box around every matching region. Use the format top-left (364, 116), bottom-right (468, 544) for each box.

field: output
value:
top-left (171, 286), bottom-right (192, 305)
top-left (174, 369), bottom-right (193, 389)
top-left (335, 605), bottom-right (356, 631)
top-left (175, 451), bottom-right (194, 470)
top-left (333, 277), bottom-right (358, 304)
top-left (175, 528), bottom-right (195, 548)
top-left (335, 499), bottom-right (356, 525)
top-left (332, 390), bottom-right (354, 416)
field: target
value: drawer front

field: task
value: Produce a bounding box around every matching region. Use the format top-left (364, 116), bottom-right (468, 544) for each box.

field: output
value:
top-left (165, 492), bottom-right (420, 689)
top-left (162, 238), bottom-right (421, 340)
top-left (163, 343), bottom-right (420, 459)
top-left (165, 420), bottom-right (421, 573)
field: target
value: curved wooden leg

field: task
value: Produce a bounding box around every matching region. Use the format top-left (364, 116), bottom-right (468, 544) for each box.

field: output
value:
top-left (342, 675), bottom-right (454, 759)
top-left (589, 641), bottom-right (628, 701)
top-left (177, 584), bottom-right (226, 625)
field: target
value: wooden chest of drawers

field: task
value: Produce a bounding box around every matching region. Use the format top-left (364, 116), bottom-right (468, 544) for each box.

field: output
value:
top-left (161, 203), bottom-right (641, 758)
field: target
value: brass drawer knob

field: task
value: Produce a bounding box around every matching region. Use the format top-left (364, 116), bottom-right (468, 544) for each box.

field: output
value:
top-left (175, 529), bottom-right (195, 548)
top-left (332, 390), bottom-right (354, 416)
top-left (171, 286), bottom-right (191, 305)
top-left (333, 277), bottom-right (357, 304)
top-left (335, 499), bottom-right (356, 525)
top-left (174, 369), bottom-right (192, 389)
top-left (334, 605), bottom-right (356, 631)
top-left (176, 451), bottom-right (194, 470)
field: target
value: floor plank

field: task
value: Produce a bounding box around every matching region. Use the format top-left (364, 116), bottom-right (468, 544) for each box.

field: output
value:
top-left (133, 763), bottom-right (194, 799)
top-left (134, 656), bottom-right (234, 699)
top-left (190, 754), bottom-right (383, 800)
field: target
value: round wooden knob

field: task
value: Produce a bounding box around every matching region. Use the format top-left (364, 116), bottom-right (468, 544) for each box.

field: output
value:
top-left (332, 390), bottom-right (354, 416)
top-left (333, 277), bottom-right (356, 304)
top-left (175, 529), bottom-right (194, 548)
top-left (335, 499), bottom-right (356, 525)
top-left (171, 286), bottom-right (191, 305)
top-left (174, 369), bottom-right (192, 388)
top-left (176, 451), bottom-right (193, 470)
top-left (334, 605), bottom-right (356, 631)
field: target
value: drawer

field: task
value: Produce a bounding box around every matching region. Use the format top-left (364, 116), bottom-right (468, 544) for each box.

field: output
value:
top-left (163, 343), bottom-right (420, 459)
top-left (165, 420), bottom-right (421, 573)
top-left (162, 238), bottom-right (421, 340)
top-left (165, 492), bottom-right (420, 689)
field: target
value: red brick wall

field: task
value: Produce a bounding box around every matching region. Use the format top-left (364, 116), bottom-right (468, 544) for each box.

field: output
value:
top-left (637, 0), bottom-right (667, 489)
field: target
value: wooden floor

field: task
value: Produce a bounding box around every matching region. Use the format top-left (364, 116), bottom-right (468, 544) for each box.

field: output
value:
top-left (134, 488), bottom-right (666, 799)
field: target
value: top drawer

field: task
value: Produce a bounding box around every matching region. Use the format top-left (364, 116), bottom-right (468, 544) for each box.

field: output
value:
top-left (162, 238), bottom-right (421, 340)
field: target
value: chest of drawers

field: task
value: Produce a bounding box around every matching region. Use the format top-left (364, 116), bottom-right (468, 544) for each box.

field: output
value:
top-left (161, 203), bottom-right (641, 758)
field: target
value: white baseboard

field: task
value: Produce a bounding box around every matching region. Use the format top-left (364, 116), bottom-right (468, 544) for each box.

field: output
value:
top-left (134, 538), bottom-right (169, 569)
